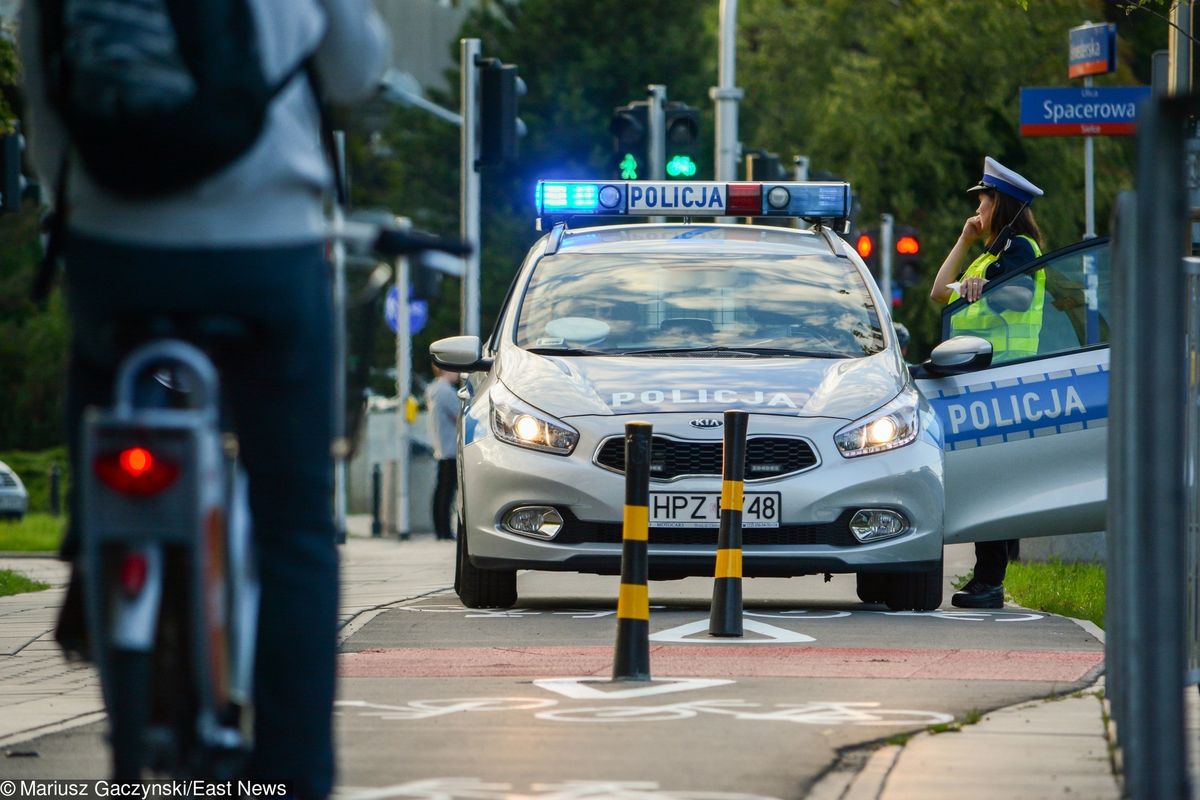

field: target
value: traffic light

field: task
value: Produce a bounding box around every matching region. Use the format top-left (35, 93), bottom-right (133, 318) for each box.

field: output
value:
top-left (893, 225), bottom-right (922, 288)
top-left (854, 229), bottom-right (880, 278)
top-left (744, 149), bottom-right (787, 181)
top-left (664, 102), bottom-right (699, 178)
top-left (478, 58), bottom-right (525, 167)
top-left (0, 127), bottom-right (26, 213)
top-left (610, 101), bottom-right (649, 180)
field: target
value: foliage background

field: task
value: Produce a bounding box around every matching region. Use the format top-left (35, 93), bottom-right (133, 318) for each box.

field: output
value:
top-left (0, 1), bottom-right (1173, 452)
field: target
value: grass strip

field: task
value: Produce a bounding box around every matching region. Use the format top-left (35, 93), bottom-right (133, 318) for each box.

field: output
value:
top-left (1004, 558), bottom-right (1106, 629)
top-left (0, 513), bottom-right (66, 552)
top-left (0, 569), bottom-right (50, 597)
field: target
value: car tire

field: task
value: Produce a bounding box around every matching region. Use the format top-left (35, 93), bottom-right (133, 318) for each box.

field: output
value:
top-left (855, 572), bottom-right (888, 604)
top-left (883, 557), bottom-right (943, 612)
top-left (455, 517), bottom-right (517, 609)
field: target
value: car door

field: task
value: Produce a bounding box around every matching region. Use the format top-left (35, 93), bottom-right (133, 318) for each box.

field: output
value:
top-left (914, 237), bottom-right (1110, 544)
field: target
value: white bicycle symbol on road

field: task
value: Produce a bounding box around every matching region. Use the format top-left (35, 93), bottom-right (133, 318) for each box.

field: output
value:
top-left (337, 697), bottom-right (952, 727)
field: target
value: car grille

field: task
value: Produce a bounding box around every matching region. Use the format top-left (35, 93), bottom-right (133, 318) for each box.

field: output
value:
top-left (594, 435), bottom-right (818, 481)
top-left (553, 510), bottom-right (859, 547)
top-left (0, 472), bottom-right (16, 488)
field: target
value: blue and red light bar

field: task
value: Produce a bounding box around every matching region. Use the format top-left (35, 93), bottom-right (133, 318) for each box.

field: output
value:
top-left (535, 180), bottom-right (851, 221)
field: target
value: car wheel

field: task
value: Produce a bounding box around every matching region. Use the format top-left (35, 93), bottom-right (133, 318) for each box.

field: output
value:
top-left (455, 517), bottom-right (517, 609)
top-left (883, 557), bottom-right (943, 612)
top-left (855, 572), bottom-right (888, 604)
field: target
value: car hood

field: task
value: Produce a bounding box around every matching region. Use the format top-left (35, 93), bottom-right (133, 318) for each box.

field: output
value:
top-left (496, 347), bottom-right (904, 421)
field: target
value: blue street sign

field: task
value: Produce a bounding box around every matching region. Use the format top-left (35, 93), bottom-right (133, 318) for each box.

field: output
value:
top-left (1068, 22), bottom-right (1116, 79)
top-left (1020, 86), bottom-right (1150, 137)
top-left (385, 287), bottom-right (429, 334)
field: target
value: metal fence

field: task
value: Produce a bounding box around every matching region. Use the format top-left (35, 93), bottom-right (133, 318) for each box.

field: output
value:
top-left (1107, 93), bottom-right (1198, 800)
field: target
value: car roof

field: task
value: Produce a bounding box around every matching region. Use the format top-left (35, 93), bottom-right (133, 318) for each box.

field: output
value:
top-left (551, 223), bottom-right (846, 258)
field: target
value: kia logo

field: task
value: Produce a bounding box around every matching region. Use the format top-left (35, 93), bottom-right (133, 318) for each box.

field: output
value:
top-left (690, 418), bottom-right (723, 429)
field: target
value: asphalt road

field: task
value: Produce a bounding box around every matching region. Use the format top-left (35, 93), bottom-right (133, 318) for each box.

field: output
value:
top-left (0, 544), bottom-right (1104, 800)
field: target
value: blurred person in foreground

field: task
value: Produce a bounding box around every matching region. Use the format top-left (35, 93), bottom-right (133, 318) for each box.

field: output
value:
top-left (19, 1), bottom-right (390, 795)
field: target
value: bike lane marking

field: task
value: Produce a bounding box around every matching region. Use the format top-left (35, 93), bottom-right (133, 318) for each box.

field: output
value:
top-left (649, 619), bottom-right (816, 644)
top-left (534, 677), bottom-right (734, 700)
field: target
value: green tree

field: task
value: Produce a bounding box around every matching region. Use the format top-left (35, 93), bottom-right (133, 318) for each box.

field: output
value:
top-left (0, 27), bottom-right (68, 451)
top-left (737, 0), bottom-right (1146, 358)
top-left (348, 0), bottom-right (716, 385)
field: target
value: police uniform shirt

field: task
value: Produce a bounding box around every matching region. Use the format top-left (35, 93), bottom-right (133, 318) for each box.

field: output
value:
top-left (984, 235), bottom-right (1039, 282)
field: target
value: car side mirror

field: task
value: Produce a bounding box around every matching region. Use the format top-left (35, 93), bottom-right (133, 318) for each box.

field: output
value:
top-left (430, 335), bottom-right (493, 372)
top-left (923, 336), bottom-right (993, 376)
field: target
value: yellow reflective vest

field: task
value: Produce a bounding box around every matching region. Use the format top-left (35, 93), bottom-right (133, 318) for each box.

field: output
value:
top-left (948, 235), bottom-right (1044, 361)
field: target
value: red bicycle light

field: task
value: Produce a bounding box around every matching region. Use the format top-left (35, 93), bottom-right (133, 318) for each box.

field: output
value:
top-left (896, 235), bottom-right (920, 255)
top-left (725, 184), bottom-right (763, 216)
top-left (856, 234), bottom-right (874, 259)
top-left (119, 552), bottom-right (148, 596)
top-left (95, 447), bottom-right (180, 496)
top-left (120, 447), bottom-right (153, 476)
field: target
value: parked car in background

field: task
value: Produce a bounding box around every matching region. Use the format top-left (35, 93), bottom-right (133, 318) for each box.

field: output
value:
top-left (0, 461), bottom-right (29, 521)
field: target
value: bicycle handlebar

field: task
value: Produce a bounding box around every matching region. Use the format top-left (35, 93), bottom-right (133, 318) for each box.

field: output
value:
top-left (333, 220), bottom-right (472, 260)
top-left (373, 227), bottom-right (473, 259)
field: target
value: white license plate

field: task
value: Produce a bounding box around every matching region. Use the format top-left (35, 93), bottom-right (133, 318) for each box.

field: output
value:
top-left (649, 492), bottom-right (781, 529)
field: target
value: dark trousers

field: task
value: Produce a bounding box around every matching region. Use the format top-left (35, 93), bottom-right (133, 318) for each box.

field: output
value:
top-left (432, 458), bottom-right (456, 538)
top-left (974, 539), bottom-right (1012, 585)
top-left (63, 235), bottom-right (338, 799)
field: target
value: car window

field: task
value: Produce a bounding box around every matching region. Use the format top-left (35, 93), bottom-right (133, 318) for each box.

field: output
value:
top-left (942, 239), bottom-right (1110, 364)
top-left (514, 253), bottom-right (885, 357)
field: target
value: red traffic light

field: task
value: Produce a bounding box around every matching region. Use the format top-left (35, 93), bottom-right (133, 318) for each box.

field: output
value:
top-left (896, 235), bottom-right (920, 255)
top-left (855, 233), bottom-right (874, 259)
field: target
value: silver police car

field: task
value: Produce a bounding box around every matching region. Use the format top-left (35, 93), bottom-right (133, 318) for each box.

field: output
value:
top-left (432, 179), bottom-right (951, 610)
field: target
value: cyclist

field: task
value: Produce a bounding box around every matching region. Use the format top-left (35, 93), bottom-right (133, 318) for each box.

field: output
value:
top-left (19, 2), bottom-right (390, 797)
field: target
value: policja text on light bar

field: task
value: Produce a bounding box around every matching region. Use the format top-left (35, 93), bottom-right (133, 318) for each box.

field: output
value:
top-left (535, 180), bottom-right (851, 223)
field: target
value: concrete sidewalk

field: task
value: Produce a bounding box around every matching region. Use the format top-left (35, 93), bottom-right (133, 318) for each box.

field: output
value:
top-left (0, 516), bottom-right (455, 748)
top-left (0, 526), bottom-right (1195, 798)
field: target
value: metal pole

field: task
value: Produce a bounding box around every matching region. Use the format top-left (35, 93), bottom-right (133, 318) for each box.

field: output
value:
top-left (711, 0), bottom-right (742, 218)
top-left (1113, 96), bottom-right (1190, 800)
top-left (793, 156), bottom-right (810, 230)
top-left (332, 130), bottom-right (349, 545)
top-left (371, 463), bottom-right (382, 537)
top-left (880, 213), bottom-right (894, 309)
top-left (1084, 77), bottom-right (1096, 239)
top-left (1169, 1), bottom-right (1193, 97)
top-left (461, 38), bottom-right (482, 338)
top-left (395, 220), bottom-right (413, 541)
top-left (647, 85), bottom-right (667, 224)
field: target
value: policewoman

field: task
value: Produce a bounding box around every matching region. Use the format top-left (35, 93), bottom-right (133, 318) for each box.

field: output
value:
top-left (930, 156), bottom-right (1046, 609)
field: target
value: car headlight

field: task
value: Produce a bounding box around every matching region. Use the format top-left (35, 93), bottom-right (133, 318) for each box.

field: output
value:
top-left (491, 383), bottom-right (579, 455)
top-left (834, 385), bottom-right (920, 458)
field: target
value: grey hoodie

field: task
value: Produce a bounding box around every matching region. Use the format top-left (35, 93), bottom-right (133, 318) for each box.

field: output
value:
top-left (18, 0), bottom-right (391, 247)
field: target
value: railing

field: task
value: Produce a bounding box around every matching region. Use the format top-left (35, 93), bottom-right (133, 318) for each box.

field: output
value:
top-left (1107, 92), bottom-right (1198, 800)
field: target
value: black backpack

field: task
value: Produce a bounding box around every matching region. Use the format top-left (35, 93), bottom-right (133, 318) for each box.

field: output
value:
top-left (38, 0), bottom-right (314, 198)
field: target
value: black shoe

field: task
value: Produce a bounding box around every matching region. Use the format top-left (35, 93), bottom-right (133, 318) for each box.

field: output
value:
top-left (951, 579), bottom-right (1005, 609)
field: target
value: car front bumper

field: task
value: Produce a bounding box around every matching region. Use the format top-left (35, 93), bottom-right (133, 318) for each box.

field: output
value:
top-left (461, 413), bottom-right (944, 578)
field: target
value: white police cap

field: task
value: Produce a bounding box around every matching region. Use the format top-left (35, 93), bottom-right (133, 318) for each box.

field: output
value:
top-left (967, 156), bottom-right (1044, 204)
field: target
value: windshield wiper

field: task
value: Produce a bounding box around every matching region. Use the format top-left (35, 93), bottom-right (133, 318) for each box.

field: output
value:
top-left (525, 346), bottom-right (613, 356)
top-left (619, 346), bottom-right (851, 358)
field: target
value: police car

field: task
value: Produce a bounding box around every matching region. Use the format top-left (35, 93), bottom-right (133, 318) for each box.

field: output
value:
top-left (431, 179), bottom-right (1110, 611)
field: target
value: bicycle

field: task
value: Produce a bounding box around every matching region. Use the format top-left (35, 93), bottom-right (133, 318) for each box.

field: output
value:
top-left (78, 220), bottom-right (470, 781)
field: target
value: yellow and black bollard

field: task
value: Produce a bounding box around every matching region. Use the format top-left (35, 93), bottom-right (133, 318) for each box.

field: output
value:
top-left (710, 409), bottom-right (748, 637)
top-left (613, 421), bottom-right (652, 681)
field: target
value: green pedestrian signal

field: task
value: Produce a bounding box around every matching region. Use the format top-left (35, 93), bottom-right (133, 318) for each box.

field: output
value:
top-left (619, 152), bottom-right (640, 180)
top-left (666, 154), bottom-right (697, 178)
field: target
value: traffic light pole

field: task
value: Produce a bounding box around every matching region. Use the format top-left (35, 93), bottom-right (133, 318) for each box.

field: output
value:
top-left (394, 218), bottom-right (413, 540)
top-left (648, 84), bottom-right (666, 224)
top-left (711, 0), bottom-right (742, 186)
top-left (461, 38), bottom-right (482, 339)
top-left (880, 213), bottom-right (894, 309)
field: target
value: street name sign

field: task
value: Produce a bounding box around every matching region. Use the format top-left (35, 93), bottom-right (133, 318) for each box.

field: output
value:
top-left (1068, 22), bottom-right (1117, 79)
top-left (1019, 86), bottom-right (1151, 137)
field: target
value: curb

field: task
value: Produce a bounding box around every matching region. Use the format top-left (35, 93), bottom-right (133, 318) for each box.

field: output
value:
top-left (0, 552), bottom-right (58, 559)
top-left (808, 607), bottom-right (1111, 799)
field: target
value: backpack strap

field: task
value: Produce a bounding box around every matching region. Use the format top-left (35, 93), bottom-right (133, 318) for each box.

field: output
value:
top-left (304, 61), bottom-right (348, 209)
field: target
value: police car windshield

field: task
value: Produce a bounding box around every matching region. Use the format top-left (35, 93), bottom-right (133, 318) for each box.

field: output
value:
top-left (515, 253), bottom-right (885, 358)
